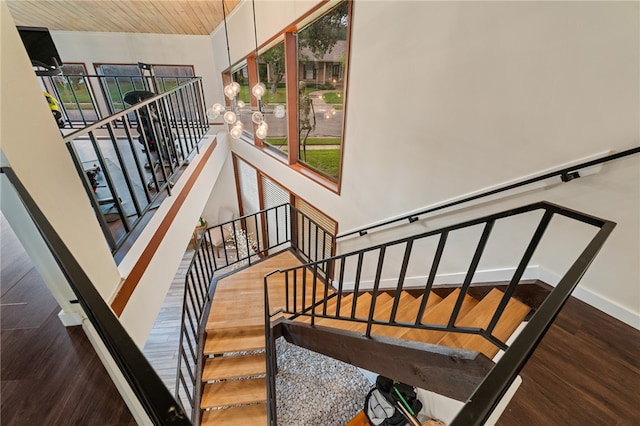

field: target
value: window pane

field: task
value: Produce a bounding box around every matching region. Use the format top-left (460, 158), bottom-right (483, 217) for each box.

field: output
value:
top-left (95, 64), bottom-right (145, 113)
top-left (45, 63), bottom-right (100, 124)
top-left (153, 65), bottom-right (195, 93)
top-left (232, 65), bottom-right (253, 137)
top-left (296, 0), bottom-right (349, 182)
top-left (259, 41), bottom-right (288, 153)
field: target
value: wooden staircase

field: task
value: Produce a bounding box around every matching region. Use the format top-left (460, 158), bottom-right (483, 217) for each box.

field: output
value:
top-left (199, 251), bottom-right (531, 424)
top-left (297, 287), bottom-right (530, 360)
top-left (200, 252), bottom-right (327, 424)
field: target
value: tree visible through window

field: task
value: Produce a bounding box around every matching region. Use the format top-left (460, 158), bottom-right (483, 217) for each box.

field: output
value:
top-left (296, 0), bottom-right (349, 182)
top-left (227, 0), bottom-right (351, 189)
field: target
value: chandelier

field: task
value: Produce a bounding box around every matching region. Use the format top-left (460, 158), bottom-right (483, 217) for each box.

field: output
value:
top-left (207, 0), bottom-right (268, 140)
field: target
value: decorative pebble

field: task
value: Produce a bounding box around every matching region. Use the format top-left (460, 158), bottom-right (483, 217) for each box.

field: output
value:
top-left (275, 338), bottom-right (372, 425)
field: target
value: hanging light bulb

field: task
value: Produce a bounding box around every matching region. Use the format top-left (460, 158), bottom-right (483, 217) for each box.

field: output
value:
top-left (255, 121), bottom-right (268, 139)
top-left (251, 111), bottom-right (264, 124)
top-left (224, 83), bottom-right (236, 100)
top-left (274, 104), bottom-right (286, 119)
top-left (230, 122), bottom-right (244, 139)
top-left (223, 110), bottom-right (237, 124)
top-left (231, 81), bottom-right (241, 97)
top-left (207, 103), bottom-right (227, 120)
top-left (206, 108), bottom-right (219, 120)
top-left (213, 103), bottom-right (226, 113)
top-left (251, 82), bottom-right (266, 100)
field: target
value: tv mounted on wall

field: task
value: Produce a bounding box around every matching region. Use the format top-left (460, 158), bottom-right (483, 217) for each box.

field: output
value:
top-left (17, 26), bottom-right (63, 72)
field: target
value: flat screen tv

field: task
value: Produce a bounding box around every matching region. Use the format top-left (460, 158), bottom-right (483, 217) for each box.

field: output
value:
top-left (17, 26), bottom-right (63, 70)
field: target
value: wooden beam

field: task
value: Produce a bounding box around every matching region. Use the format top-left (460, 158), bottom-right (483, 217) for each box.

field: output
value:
top-left (277, 320), bottom-right (494, 401)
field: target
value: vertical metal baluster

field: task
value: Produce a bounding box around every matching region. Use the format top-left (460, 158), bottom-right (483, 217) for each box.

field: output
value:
top-left (336, 257), bottom-right (346, 318)
top-left (366, 247), bottom-right (386, 337)
top-left (390, 239), bottom-right (414, 323)
top-left (448, 221), bottom-right (495, 328)
top-left (351, 252), bottom-right (364, 318)
top-left (416, 231), bottom-right (448, 325)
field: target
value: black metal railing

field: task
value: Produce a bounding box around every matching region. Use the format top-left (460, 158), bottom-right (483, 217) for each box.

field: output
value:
top-left (175, 203), bottom-right (336, 421)
top-left (1, 166), bottom-right (192, 425)
top-left (62, 77), bottom-right (209, 254)
top-left (41, 73), bottom-right (201, 129)
top-left (264, 201), bottom-right (615, 425)
top-left (337, 147), bottom-right (638, 240)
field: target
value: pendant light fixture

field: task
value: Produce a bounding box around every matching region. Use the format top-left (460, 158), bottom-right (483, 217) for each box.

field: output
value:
top-left (206, 0), bottom-right (244, 139)
top-left (206, 0), bottom-right (269, 140)
top-left (250, 0), bottom-right (268, 140)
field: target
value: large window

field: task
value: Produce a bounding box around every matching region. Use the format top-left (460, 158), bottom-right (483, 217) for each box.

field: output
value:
top-left (95, 64), bottom-right (195, 113)
top-left (42, 63), bottom-right (100, 124)
top-left (223, 0), bottom-right (351, 191)
top-left (296, 0), bottom-right (349, 182)
top-left (259, 41), bottom-right (288, 153)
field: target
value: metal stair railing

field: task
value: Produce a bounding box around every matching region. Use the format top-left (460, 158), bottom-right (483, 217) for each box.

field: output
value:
top-left (263, 201), bottom-right (615, 426)
top-left (175, 203), bottom-right (336, 422)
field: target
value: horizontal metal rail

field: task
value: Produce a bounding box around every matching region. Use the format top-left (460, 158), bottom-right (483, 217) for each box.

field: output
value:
top-left (337, 147), bottom-right (637, 240)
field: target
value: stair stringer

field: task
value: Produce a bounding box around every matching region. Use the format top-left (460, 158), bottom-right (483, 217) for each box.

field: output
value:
top-left (274, 319), bottom-right (494, 401)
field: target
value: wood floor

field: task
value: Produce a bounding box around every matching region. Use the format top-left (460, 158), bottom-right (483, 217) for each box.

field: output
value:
top-left (0, 213), bottom-right (135, 426)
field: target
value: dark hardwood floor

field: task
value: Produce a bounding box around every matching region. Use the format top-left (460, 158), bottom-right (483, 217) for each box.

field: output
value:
top-left (497, 296), bottom-right (640, 425)
top-left (1, 214), bottom-right (136, 426)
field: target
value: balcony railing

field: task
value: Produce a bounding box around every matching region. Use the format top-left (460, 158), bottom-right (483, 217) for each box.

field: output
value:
top-left (60, 77), bottom-right (209, 254)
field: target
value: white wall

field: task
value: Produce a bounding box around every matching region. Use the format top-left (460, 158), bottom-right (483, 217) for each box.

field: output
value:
top-left (216, 1), bottom-right (639, 326)
top-left (200, 147), bottom-right (239, 225)
top-left (1, 3), bottom-right (122, 300)
top-left (51, 30), bottom-right (220, 111)
top-left (118, 134), bottom-right (230, 347)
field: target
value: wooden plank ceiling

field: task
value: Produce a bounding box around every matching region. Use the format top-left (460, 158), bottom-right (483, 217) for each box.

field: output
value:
top-left (6, 0), bottom-right (241, 35)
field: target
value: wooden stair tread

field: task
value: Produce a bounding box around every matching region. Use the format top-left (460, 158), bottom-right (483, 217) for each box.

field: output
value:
top-left (373, 291), bottom-right (416, 323)
top-left (203, 353), bottom-right (266, 382)
top-left (346, 410), bottom-right (371, 426)
top-left (201, 403), bottom-right (267, 424)
top-left (299, 293), bottom-right (356, 323)
top-left (204, 325), bottom-right (265, 355)
top-left (437, 288), bottom-right (531, 358)
top-left (396, 289), bottom-right (478, 344)
top-left (394, 292), bottom-right (443, 322)
top-left (201, 377), bottom-right (267, 408)
top-left (207, 315), bottom-right (263, 331)
top-left (371, 291), bottom-right (441, 338)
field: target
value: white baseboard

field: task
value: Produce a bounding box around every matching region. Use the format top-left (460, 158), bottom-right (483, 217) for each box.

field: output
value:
top-left (338, 265), bottom-right (639, 330)
top-left (57, 309), bottom-right (84, 327)
top-left (537, 268), bottom-right (640, 330)
top-left (82, 320), bottom-right (153, 426)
